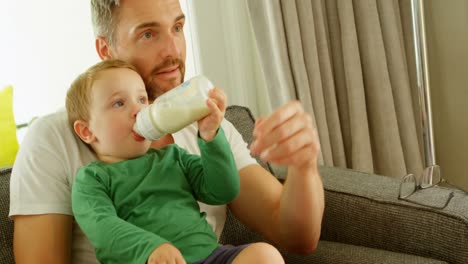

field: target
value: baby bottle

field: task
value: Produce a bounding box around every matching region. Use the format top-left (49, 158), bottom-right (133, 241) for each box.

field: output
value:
top-left (133, 75), bottom-right (213, 140)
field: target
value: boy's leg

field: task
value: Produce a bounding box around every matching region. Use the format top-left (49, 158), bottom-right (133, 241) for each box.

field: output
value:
top-left (231, 242), bottom-right (284, 264)
top-left (193, 243), bottom-right (283, 264)
top-left (192, 245), bottom-right (248, 264)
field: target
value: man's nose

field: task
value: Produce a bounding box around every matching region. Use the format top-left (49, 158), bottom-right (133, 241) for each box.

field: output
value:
top-left (160, 34), bottom-right (181, 59)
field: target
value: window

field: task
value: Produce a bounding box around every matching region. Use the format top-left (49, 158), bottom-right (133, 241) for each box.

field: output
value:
top-left (0, 1), bottom-right (199, 142)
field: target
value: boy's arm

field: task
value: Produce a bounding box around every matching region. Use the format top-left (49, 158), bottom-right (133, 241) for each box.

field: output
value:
top-left (72, 167), bottom-right (169, 264)
top-left (182, 128), bottom-right (240, 205)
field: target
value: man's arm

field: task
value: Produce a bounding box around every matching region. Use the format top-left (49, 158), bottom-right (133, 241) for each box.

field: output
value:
top-left (13, 214), bottom-right (73, 264)
top-left (9, 112), bottom-right (97, 263)
top-left (230, 101), bottom-right (325, 254)
top-left (229, 164), bottom-right (323, 254)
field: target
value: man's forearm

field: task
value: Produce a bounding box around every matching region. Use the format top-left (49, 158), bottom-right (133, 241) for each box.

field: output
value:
top-left (230, 164), bottom-right (324, 254)
top-left (277, 166), bottom-right (324, 254)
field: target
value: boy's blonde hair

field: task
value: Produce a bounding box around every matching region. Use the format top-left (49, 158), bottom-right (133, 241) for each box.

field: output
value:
top-left (66, 59), bottom-right (137, 128)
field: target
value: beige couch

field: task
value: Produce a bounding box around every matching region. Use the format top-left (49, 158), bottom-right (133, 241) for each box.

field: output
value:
top-left (1, 105), bottom-right (467, 263)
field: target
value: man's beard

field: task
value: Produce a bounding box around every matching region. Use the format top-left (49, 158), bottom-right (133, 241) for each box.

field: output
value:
top-left (145, 58), bottom-right (185, 101)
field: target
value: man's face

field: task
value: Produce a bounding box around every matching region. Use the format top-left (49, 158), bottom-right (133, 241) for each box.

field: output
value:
top-left (111, 0), bottom-right (186, 100)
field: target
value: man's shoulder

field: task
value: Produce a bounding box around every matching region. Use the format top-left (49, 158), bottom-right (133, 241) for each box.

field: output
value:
top-left (23, 109), bottom-right (80, 151)
top-left (17, 109), bottom-right (95, 174)
top-left (175, 120), bottom-right (239, 140)
top-left (220, 118), bottom-right (237, 133)
top-left (28, 109), bottom-right (69, 134)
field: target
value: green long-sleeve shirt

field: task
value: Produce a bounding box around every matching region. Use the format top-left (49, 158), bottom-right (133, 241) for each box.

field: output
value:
top-left (72, 129), bottom-right (239, 264)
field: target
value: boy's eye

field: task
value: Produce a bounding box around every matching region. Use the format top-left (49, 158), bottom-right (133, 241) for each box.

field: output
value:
top-left (139, 97), bottom-right (148, 104)
top-left (112, 101), bottom-right (124, 108)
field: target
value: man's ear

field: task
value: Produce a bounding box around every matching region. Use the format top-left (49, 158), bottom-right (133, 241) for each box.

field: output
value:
top-left (96, 36), bottom-right (113, 60)
top-left (74, 120), bottom-right (96, 144)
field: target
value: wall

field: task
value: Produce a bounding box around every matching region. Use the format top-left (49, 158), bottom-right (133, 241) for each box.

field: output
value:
top-left (0, 1), bottom-right (98, 127)
top-left (425, 0), bottom-right (468, 189)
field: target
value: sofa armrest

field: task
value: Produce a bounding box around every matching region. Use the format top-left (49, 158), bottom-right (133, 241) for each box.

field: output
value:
top-left (319, 165), bottom-right (468, 264)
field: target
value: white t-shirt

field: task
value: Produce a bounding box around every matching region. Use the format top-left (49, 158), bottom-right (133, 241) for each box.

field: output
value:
top-left (9, 110), bottom-right (256, 264)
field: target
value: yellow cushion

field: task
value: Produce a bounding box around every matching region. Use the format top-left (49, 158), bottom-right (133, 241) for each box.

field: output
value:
top-left (0, 86), bottom-right (19, 167)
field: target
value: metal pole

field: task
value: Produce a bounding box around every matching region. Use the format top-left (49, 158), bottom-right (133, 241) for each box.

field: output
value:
top-left (410, 0), bottom-right (437, 184)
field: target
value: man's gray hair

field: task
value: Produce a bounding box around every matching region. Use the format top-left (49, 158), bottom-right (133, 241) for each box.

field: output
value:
top-left (90, 0), bottom-right (121, 46)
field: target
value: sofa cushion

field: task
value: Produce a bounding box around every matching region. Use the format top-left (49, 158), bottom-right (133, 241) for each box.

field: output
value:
top-left (295, 240), bottom-right (448, 264)
top-left (0, 167), bottom-right (14, 263)
top-left (220, 205), bottom-right (447, 263)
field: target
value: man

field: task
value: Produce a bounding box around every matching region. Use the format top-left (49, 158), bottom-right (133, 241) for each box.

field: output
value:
top-left (10, 0), bottom-right (324, 263)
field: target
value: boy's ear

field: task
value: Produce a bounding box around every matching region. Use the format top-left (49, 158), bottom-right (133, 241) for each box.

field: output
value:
top-left (74, 120), bottom-right (96, 144)
top-left (95, 36), bottom-right (113, 60)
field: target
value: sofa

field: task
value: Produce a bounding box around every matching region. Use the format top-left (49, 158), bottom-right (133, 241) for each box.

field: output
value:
top-left (1, 105), bottom-right (467, 263)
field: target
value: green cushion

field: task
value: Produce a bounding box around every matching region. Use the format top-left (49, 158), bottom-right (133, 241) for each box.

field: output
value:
top-left (0, 86), bottom-right (19, 167)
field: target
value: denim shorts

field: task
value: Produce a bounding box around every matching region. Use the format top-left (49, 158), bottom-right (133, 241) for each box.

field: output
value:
top-left (192, 244), bottom-right (250, 264)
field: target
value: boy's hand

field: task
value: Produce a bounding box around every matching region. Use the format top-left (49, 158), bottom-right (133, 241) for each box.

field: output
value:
top-left (147, 243), bottom-right (186, 264)
top-left (198, 87), bottom-right (226, 141)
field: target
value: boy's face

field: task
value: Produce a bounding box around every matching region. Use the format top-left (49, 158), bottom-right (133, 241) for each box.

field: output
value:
top-left (86, 68), bottom-right (151, 163)
top-left (110, 0), bottom-right (186, 100)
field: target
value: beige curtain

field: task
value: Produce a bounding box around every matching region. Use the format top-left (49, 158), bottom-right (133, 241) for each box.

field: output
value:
top-left (246, 0), bottom-right (423, 178)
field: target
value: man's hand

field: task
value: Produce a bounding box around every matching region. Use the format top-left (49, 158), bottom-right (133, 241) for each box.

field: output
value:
top-left (247, 101), bottom-right (324, 253)
top-left (147, 243), bottom-right (186, 264)
top-left (198, 87), bottom-right (227, 141)
top-left (249, 101), bottom-right (320, 171)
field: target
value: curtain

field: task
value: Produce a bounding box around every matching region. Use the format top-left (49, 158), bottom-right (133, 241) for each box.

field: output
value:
top-left (190, 1), bottom-right (274, 118)
top-left (246, 0), bottom-right (424, 178)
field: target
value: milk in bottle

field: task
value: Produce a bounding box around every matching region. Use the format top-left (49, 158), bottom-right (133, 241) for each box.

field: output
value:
top-left (133, 75), bottom-right (214, 140)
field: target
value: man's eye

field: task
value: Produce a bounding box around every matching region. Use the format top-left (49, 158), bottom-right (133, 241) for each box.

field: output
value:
top-left (112, 101), bottom-right (124, 108)
top-left (175, 25), bottom-right (183, 33)
top-left (142, 32), bottom-right (153, 39)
